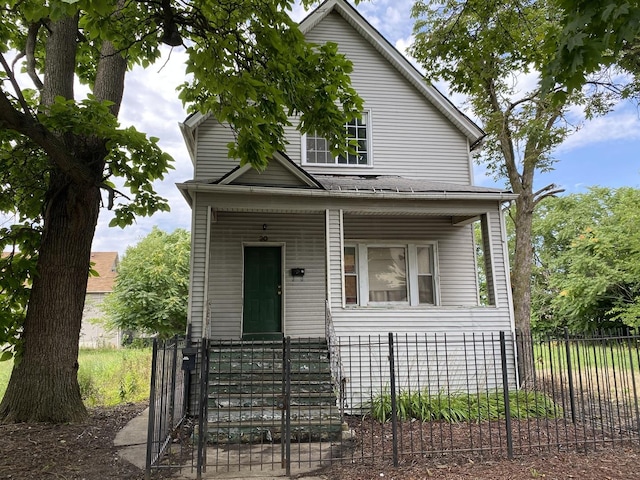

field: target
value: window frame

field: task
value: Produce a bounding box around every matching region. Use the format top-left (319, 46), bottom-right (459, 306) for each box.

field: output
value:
top-left (302, 110), bottom-right (373, 167)
top-left (343, 241), bottom-right (439, 307)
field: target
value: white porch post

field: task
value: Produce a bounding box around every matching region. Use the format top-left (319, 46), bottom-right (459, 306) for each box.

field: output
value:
top-left (325, 209), bottom-right (344, 312)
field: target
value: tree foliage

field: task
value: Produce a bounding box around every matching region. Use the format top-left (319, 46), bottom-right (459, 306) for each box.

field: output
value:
top-left (532, 187), bottom-right (640, 333)
top-left (410, 0), bottom-right (576, 343)
top-left (0, 0), bottom-right (362, 422)
top-left (542, 0), bottom-right (640, 94)
top-left (104, 228), bottom-right (190, 339)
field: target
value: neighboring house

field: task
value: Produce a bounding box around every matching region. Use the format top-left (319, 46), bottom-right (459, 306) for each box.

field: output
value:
top-left (80, 252), bottom-right (121, 348)
top-left (178, 0), bottom-right (518, 400)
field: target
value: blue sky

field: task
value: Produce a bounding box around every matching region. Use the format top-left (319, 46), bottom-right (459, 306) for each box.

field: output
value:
top-left (84, 0), bottom-right (640, 254)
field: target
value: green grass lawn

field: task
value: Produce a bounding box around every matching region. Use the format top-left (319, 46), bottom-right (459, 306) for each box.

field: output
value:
top-left (0, 348), bottom-right (152, 407)
top-left (534, 339), bottom-right (638, 371)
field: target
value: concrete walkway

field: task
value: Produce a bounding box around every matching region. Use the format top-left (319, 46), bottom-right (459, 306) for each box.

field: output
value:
top-left (114, 408), bottom-right (328, 479)
top-left (113, 407), bottom-right (149, 470)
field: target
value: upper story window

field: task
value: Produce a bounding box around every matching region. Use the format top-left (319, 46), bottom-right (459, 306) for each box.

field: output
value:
top-left (304, 112), bottom-right (371, 166)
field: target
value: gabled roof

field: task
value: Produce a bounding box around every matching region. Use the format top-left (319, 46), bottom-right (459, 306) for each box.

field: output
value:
top-left (217, 151), bottom-right (324, 189)
top-left (87, 252), bottom-right (118, 293)
top-left (299, 0), bottom-right (484, 146)
top-left (180, 0), bottom-right (485, 163)
top-left (180, 112), bottom-right (210, 165)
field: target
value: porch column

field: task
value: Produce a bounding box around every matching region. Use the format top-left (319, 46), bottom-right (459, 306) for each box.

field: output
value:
top-left (325, 209), bottom-right (344, 312)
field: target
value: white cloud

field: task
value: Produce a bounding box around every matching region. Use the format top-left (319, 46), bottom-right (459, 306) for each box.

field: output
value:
top-left (557, 109), bottom-right (640, 153)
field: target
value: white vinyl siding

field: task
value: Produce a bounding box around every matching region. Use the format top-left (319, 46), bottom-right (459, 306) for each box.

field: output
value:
top-left (343, 215), bottom-right (477, 307)
top-left (230, 161), bottom-right (309, 187)
top-left (187, 197), bottom-right (210, 339)
top-left (207, 211), bottom-right (326, 338)
top-left (290, 11), bottom-right (472, 183)
top-left (192, 11), bottom-right (474, 184)
top-left (338, 329), bottom-right (517, 412)
top-left (193, 118), bottom-right (239, 181)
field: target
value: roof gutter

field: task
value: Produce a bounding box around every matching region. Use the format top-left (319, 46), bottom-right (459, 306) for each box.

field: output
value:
top-left (176, 182), bottom-right (518, 203)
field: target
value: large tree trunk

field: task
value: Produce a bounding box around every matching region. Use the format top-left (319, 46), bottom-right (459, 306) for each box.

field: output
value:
top-left (511, 191), bottom-right (536, 386)
top-left (0, 172), bottom-right (101, 422)
top-left (0, 10), bottom-right (126, 422)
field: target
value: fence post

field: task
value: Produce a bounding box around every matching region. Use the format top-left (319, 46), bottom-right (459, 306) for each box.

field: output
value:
top-left (196, 339), bottom-right (209, 479)
top-left (168, 337), bottom-right (179, 430)
top-left (145, 338), bottom-right (159, 480)
top-left (564, 328), bottom-right (577, 424)
top-left (388, 332), bottom-right (399, 468)
top-left (626, 332), bottom-right (640, 437)
top-left (283, 336), bottom-right (292, 476)
top-left (499, 331), bottom-right (514, 459)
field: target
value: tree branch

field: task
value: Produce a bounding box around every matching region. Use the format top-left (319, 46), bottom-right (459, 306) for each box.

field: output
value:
top-left (485, 76), bottom-right (521, 192)
top-left (25, 22), bottom-right (44, 91)
top-left (0, 53), bottom-right (34, 116)
top-left (533, 183), bottom-right (565, 205)
top-left (0, 90), bottom-right (95, 186)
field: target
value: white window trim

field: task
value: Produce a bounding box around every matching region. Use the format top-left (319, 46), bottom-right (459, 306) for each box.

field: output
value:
top-left (345, 241), bottom-right (439, 308)
top-left (301, 110), bottom-right (374, 167)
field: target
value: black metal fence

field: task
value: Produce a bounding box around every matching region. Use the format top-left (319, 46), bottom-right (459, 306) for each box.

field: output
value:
top-left (146, 329), bottom-right (640, 476)
top-left (339, 329), bottom-right (640, 467)
top-left (145, 336), bottom-right (203, 479)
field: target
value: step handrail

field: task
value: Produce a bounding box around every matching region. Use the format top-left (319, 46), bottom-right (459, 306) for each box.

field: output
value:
top-left (325, 300), bottom-right (346, 417)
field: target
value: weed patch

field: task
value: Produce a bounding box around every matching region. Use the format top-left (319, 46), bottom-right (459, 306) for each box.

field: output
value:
top-left (0, 348), bottom-right (152, 407)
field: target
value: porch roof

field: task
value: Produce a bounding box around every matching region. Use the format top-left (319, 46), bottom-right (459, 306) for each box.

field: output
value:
top-left (177, 174), bottom-right (518, 208)
top-left (315, 175), bottom-right (511, 195)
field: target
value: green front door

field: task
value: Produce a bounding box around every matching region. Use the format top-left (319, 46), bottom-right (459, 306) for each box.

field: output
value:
top-left (243, 246), bottom-right (282, 340)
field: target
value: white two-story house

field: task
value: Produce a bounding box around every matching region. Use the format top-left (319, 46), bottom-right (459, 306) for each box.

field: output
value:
top-left (178, 0), bottom-right (517, 399)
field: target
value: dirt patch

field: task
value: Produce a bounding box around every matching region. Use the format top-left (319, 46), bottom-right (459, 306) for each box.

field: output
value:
top-left (0, 402), bottom-right (147, 480)
top-left (322, 447), bottom-right (640, 479)
top-left (1, 403), bottom-right (639, 480)
top-left (319, 416), bottom-right (640, 480)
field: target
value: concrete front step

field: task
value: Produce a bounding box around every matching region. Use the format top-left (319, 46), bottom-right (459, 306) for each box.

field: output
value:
top-left (209, 392), bottom-right (337, 408)
top-left (210, 360), bottom-right (331, 373)
top-left (207, 422), bottom-right (343, 444)
top-left (209, 381), bottom-right (334, 396)
top-left (208, 406), bottom-right (341, 424)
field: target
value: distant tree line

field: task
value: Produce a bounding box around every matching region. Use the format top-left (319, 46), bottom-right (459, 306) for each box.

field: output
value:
top-left (530, 187), bottom-right (640, 333)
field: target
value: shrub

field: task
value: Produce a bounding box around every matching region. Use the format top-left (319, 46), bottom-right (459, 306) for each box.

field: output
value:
top-left (366, 388), bottom-right (562, 423)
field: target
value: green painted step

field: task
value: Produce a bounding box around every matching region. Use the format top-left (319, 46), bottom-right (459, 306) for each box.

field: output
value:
top-left (208, 381), bottom-right (334, 396)
top-left (208, 406), bottom-right (341, 424)
top-left (207, 422), bottom-right (343, 444)
top-left (208, 393), bottom-right (337, 408)
top-left (210, 359), bottom-right (330, 373)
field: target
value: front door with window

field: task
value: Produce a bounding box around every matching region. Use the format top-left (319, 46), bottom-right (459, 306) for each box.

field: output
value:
top-left (243, 246), bottom-right (282, 340)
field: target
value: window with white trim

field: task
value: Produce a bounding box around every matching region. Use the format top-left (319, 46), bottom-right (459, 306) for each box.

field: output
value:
top-left (344, 246), bottom-right (358, 305)
top-left (304, 112), bottom-right (371, 166)
top-left (343, 243), bottom-right (438, 306)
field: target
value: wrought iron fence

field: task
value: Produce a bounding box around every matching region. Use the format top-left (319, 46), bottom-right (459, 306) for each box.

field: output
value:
top-left (145, 335), bottom-right (202, 479)
top-left (339, 329), bottom-right (640, 468)
top-left (146, 329), bottom-right (640, 477)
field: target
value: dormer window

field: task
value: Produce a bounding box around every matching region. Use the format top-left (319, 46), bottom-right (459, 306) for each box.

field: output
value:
top-left (303, 111), bottom-right (371, 166)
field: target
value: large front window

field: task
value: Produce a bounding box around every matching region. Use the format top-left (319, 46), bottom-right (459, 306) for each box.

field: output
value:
top-left (367, 247), bottom-right (407, 302)
top-left (304, 112), bottom-right (370, 166)
top-left (343, 243), bottom-right (437, 306)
